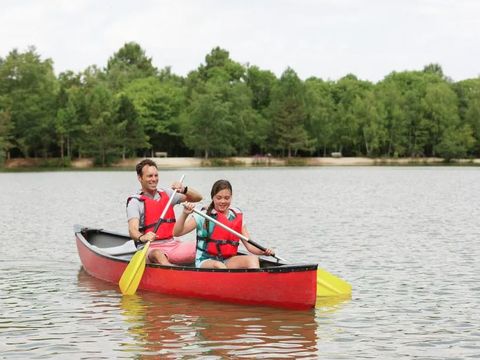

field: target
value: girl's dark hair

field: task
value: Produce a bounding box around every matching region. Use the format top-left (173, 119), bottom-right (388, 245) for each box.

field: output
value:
top-left (205, 179), bottom-right (233, 231)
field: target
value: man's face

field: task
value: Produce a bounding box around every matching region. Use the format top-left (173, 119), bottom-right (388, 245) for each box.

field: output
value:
top-left (138, 165), bottom-right (159, 193)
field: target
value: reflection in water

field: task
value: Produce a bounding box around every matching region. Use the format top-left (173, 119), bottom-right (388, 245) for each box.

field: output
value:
top-left (120, 294), bottom-right (315, 359)
top-left (78, 268), bottom-right (347, 359)
top-left (315, 295), bottom-right (351, 311)
top-left (3, 168), bottom-right (480, 358)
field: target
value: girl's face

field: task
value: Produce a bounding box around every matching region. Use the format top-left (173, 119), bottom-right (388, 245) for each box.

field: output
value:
top-left (213, 189), bottom-right (232, 214)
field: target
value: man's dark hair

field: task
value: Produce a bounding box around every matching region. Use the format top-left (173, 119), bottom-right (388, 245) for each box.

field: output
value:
top-left (136, 159), bottom-right (157, 176)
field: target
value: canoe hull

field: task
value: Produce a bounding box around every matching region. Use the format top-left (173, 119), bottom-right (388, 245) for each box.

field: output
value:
top-left (75, 226), bottom-right (317, 310)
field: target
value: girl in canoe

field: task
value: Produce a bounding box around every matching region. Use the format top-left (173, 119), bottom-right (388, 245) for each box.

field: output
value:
top-left (173, 179), bottom-right (274, 269)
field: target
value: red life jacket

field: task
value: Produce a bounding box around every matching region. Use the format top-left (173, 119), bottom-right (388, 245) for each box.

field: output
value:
top-left (127, 190), bottom-right (176, 240)
top-left (204, 208), bottom-right (243, 259)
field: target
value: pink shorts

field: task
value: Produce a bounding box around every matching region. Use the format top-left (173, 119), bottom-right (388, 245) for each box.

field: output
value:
top-left (148, 239), bottom-right (195, 264)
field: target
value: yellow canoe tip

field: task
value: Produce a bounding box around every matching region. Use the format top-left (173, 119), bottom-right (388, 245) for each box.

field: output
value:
top-left (316, 267), bottom-right (352, 297)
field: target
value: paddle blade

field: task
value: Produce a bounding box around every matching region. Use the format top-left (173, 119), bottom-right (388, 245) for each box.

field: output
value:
top-left (316, 268), bottom-right (352, 297)
top-left (119, 242), bottom-right (150, 295)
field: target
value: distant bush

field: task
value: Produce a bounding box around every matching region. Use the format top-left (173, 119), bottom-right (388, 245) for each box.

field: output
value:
top-left (38, 158), bottom-right (72, 168)
top-left (285, 157), bottom-right (307, 166)
top-left (201, 158), bottom-right (245, 167)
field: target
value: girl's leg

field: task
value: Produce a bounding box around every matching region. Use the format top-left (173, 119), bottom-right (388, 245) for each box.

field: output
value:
top-left (226, 255), bottom-right (259, 269)
top-left (200, 259), bottom-right (227, 269)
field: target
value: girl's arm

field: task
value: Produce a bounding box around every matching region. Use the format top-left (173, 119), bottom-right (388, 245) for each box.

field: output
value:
top-left (240, 224), bottom-right (275, 256)
top-left (173, 202), bottom-right (197, 236)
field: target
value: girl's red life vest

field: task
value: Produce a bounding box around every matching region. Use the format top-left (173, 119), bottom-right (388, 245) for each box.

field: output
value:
top-left (127, 190), bottom-right (176, 240)
top-left (204, 208), bottom-right (243, 259)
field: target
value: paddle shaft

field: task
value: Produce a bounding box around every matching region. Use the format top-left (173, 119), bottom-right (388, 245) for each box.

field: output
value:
top-left (191, 207), bottom-right (287, 263)
top-left (152, 175), bottom-right (185, 234)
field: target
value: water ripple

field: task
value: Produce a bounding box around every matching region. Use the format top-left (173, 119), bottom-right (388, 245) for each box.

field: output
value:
top-left (1, 168), bottom-right (480, 358)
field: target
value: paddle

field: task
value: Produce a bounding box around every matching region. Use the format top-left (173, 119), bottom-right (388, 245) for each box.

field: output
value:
top-left (190, 207), bottom-right (287, 263)
top-left (190, 206), bottom-right (351, 297)
top-left (119, 175), bottom-right (185, 295)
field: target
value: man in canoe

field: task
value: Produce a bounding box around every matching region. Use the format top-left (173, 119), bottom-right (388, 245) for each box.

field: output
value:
top-left (173, 179), bottom-right (274, 269)
top-left (126, 159), bottom-right (202, 265)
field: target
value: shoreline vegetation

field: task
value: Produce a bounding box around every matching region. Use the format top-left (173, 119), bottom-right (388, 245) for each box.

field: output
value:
top-left (3, 156), bottom-right (480, 170)
top-left (2, 44), bottom-right (480, 169)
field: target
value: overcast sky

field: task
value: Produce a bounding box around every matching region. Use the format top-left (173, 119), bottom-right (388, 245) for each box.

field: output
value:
top-left (1, 0), bottom-right (479, 82)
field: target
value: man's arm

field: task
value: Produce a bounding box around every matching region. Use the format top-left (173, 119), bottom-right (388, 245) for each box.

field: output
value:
top-left (128, 218), bottom-right (143, 241)
top-left (126, 197), bottom-right (148, 241)
top-left (181, 186), bottom-right (202, 202)
top-left (169, 184), bottom-right (203, 203)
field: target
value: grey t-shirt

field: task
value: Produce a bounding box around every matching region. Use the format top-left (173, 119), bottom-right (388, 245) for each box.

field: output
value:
top-left (126, 188), bottom-right (183, 228)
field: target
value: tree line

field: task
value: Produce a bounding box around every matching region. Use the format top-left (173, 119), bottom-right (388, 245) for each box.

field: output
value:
top-left (1, 42), bottom-right (479, 166)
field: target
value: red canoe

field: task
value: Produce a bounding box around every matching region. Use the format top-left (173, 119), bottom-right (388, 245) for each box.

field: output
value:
top-left (75, 225), bottom-right (318, 310)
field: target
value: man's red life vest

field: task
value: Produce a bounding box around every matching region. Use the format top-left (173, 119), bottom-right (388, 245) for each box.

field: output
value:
top-left (128, 190), bottom-right (176, 240)
top-left (204, 208), bottom-right (243, 259)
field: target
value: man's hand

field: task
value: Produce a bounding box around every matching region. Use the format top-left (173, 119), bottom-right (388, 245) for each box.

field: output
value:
top-left (139, 231), bottom-right (156, 242)
top-left (171, 180), bottom-right (186, 194)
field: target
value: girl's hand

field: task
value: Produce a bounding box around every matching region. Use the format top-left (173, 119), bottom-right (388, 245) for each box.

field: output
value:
top-left (181, 201), bottom-right (195, 214)
top-left (263, 248), bottom-right (275, 256)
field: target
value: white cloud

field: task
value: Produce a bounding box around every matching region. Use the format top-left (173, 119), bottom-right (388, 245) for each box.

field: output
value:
top-left (1, 0), bottom-right (479, 82)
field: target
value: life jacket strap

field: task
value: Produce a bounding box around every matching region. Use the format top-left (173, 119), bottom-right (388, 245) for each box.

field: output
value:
top-left (198, 237), bottom-right (240, 247)
top-left (196, 243), bottom-right (231, 261)
top-left (141, 218), bottom-right (176, 232)
top-left (197, 236), bottom-right (239, 261)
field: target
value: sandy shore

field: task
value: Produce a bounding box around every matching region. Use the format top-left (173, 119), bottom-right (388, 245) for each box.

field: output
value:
top-left (4, 156), bottom-right (480, 169)
top-left (86, 156), bottom-right (480, 168)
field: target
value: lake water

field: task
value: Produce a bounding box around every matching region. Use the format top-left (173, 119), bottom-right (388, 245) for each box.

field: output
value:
top-left (1, 167), bottom-right (479, 359)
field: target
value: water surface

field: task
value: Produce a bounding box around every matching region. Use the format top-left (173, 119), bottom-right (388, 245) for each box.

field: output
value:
top-left (1, 167), bottom-right (479, 359)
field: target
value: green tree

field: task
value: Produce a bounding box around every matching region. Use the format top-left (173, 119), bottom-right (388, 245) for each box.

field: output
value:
top-left (181, 88), bottom-right (234, 159)
top-left (116, 94), bottom-right (149, 159)
top-left (0, 47), bottom-right (58, 157)
top-left (225, 80), bottom-right (267, 155)
top-left (62, 65), bottom-right (108, 159)
top-left (436, 124), bottom-right (474, 160)
top-left (0, 107), bottom-right (14, 164)
top-left (55, 99), bottom-right (76, 161)
top-left (199, 47), bottom-right (245, 82)
top-left (106, 42), bottom-right (157, 91)
top-left (55, 71), bottom-right (84, 160)
top-left (423, 63), bottom-right (445, 79)
top-left (184, 49), bottom-right (265, 157)
top-left (422, 82), bottom-right (461, 156)
top-left (305, 78), bottom-right (335, 156)
top-left (454, 79), bottom-right (480, 156)
top-left (268, 68), bottom-right (312, 157)
top-left (245, 65), bottom-right (277, 111)
top-left (375, 79), bottom-right (408, 157)
top-left (352, 90), bottom-right (385, 156)
top-left (331, 74), bottom-right (374, 155)
top-left (124, 76), bottom-right (186, 156)
top-left (81, 83), bottom-right (123, 166)
top-left (380, 71), bottom-right (445, 157)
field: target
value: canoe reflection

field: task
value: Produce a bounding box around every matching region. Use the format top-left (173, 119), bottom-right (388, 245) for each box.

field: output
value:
top-left (77, 268), bottom-right (348, 359)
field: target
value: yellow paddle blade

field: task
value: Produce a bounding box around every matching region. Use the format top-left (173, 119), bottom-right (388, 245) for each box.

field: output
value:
top-left (119, 242), bottom-right (150, 295)
top-left (316, 268), bottom-right (352, 297)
